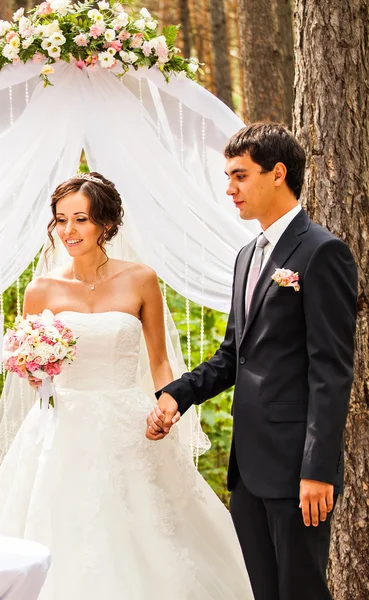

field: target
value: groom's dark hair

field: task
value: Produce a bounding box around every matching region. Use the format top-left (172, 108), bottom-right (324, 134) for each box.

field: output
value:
top-left (224, 123), bottom-right (306, 199)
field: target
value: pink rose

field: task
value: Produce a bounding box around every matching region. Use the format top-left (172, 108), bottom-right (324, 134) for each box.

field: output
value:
top-left (45, 362), bottom-right (62, 376)
top-left (271, 268), bottom-right (300, 291)
top-left (110, 40), bottom-right (122, 52)
top-left (38, 2), bottom-right (53, 15)
top-left (75, 59), bottom-right (85, 69)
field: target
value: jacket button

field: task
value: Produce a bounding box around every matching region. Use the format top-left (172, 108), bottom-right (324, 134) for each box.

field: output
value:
top-left (239, 356), bottom-right (246, 365)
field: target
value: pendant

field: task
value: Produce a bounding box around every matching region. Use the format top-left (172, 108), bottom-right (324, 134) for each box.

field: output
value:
top-left (90, 285), bottom-right (95, 291)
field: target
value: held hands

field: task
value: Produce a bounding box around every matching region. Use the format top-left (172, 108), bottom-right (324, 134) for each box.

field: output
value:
top-left (299, 479), bottom-right (334, 527)
top-left (146, 392), bottom-right (181, 441)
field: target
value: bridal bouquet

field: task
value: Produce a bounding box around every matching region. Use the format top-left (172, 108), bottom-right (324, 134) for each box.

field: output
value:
top-left (3, 309), bottom-right (77, 380)
top-left (0, 1), bottom-right (201, 86)
top-left (3, 309), bottom-right (77, 412)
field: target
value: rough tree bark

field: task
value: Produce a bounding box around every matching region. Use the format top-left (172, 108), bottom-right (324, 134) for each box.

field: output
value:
top-left (0, 0), bottom-right (15, 19)
top-left (238, 0), bottom-right (294, 126)
top-left (294, 2), bottom-right (369, 598)
top-left (178, 0), bottom-right (191, 59)
top-left (208, 0), bottom-right (234, 109)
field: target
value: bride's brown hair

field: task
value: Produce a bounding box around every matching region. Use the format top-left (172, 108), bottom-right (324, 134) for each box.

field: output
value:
top-left (46, 172), bottom-right (124, 260)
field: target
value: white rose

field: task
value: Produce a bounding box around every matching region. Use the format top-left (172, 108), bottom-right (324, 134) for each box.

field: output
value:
top-left (0, 20), bottom-right (11, 36)
top-left (13, 8), bottom-right (24, 21)
top-left (53, 343), bottom-right (67, 360)
top-left (44, 325), bottom-right (59, 339)
top-left (146, 20), bottom-right (157, 31)
top-left (49, 0), bottom-right (71, 16)
top-left (49, 31), bottom-right (66, 45)
top-left (98, 0), bottom-right (110, 9)
top-left (104, 29), bottom-right (115, 42)
top-left (176, 70), bottom-right (187, 79)
top-left (22, 36), bottom-right (34, 49)
top-left (134, 19), bottom-right (145, 31)
top-left (48, 45), bottom-right (61, 58)
top-left (140, 8), bottom-right (151, 19)
top-left (98, 50), bottom-right (115, 68)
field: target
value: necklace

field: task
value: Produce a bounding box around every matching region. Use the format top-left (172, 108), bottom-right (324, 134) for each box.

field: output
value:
top-left (73, 271), bottom-right (102, 291)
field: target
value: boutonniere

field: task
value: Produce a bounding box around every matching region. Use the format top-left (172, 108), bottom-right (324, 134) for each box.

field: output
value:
top-left (271, 268), bottom-right (300, 291)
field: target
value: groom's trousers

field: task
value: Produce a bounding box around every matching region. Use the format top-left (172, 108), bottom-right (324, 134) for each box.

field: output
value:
top-left (230, 477), bottom-right (335, 600)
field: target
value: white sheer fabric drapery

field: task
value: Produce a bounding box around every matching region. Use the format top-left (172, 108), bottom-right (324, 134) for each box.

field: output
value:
top-left (0, 60), bottom-right (258, 312)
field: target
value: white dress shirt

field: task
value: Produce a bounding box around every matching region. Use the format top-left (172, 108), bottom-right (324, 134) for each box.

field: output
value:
top-left (245, 204), bottom-right (302, 301)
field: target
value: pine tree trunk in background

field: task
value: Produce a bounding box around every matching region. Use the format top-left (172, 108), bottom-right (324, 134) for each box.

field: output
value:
top-left (294, 1), bottom-right (369, 598)
top-left (208, 0), bottom-right (234, 109)
top-left (0, 0), bottom-right (15, 19)
top-left (238, 0), bottom-right (294, 126)
top-left (178, 0), bottom-right (191, 59)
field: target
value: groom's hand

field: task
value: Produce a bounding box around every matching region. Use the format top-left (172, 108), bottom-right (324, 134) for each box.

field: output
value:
top-left (299, 479), bottom-right (334, 527)
top-left (146, 393), bottom-right (180, 441)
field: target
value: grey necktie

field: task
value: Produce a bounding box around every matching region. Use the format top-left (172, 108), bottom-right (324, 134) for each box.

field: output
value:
top-left (245, 233), bottom-right (269, 315)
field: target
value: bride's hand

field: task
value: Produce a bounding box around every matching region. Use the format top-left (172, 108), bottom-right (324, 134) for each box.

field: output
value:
top-left (146, 396), bottom-right (180, 441)
top-left (27, 375), bottom-right (42, 391)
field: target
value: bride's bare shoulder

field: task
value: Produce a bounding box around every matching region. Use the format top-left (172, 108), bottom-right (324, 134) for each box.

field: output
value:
top-left (111, 259), bottom-right (157, 282)
top-left (24, 268), bottom-right (68, 313)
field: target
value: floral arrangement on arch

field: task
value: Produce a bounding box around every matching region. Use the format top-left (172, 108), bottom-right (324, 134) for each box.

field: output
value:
top-left (0, 0), bottom-right (201, 86)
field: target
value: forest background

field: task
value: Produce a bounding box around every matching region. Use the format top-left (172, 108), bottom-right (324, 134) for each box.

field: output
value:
top-left (0, 0), bottom-right (368, 598)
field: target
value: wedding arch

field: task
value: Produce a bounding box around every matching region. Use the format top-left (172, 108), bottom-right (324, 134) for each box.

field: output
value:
top-left (0, 4), bottom-right (258, 311)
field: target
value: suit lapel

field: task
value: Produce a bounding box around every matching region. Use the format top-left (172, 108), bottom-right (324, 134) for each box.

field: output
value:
top-left (240, 209), bottom-right (310, 344)
top-left (234, 240), bottom-right (255, 340)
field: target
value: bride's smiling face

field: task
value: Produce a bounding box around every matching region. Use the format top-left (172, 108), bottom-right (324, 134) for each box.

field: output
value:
top-left (55, 191), bottom-right (104, 256)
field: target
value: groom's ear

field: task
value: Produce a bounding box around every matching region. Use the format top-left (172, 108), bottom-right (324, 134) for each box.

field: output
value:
top-left (273, 162), bottom-right (287, 187)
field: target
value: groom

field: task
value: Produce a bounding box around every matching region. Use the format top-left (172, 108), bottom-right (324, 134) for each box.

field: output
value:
top-left (146, 123), bottom-right (357, 600)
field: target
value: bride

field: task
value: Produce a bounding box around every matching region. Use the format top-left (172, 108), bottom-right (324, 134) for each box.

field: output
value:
top-left (0, 172), bottom-right (254, 599)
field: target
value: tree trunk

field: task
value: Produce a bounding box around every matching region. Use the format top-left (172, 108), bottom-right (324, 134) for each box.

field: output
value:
top-left (178, 0), bottom-right (191, 59)
top-left (293, 2), bottom-right (369, 598)
top-left (0, 0), bottom-right (15, 19)
top-left (208, 0), bottom-right (234, 109)
top-left (238, 0), bottom-right (294, 126)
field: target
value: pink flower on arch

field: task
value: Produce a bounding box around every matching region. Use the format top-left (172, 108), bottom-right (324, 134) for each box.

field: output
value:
top-left (38, 2), bottom-right (53, 15)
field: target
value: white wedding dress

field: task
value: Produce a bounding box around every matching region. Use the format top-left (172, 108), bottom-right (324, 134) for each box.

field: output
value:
top-left (0, 311), bottom-right (253, 599)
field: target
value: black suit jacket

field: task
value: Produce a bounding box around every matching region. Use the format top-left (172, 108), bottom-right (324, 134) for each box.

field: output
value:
top-left (157, 209), bottom-right (358, 498)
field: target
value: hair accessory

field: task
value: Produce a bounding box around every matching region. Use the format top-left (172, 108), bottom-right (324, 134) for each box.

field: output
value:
top-left (74, 173), bottom-right (103, 184)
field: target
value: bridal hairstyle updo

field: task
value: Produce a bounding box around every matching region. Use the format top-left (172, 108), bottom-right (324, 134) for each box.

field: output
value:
top-left (47, 172), bottom-right (124, 258)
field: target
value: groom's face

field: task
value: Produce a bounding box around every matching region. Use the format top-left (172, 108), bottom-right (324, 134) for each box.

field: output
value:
top-left (225, 152), bottom-right (275, 222)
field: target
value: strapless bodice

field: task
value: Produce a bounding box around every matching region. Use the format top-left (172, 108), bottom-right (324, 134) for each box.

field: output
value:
top-left (54, 311), bottom-right (142, 391)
